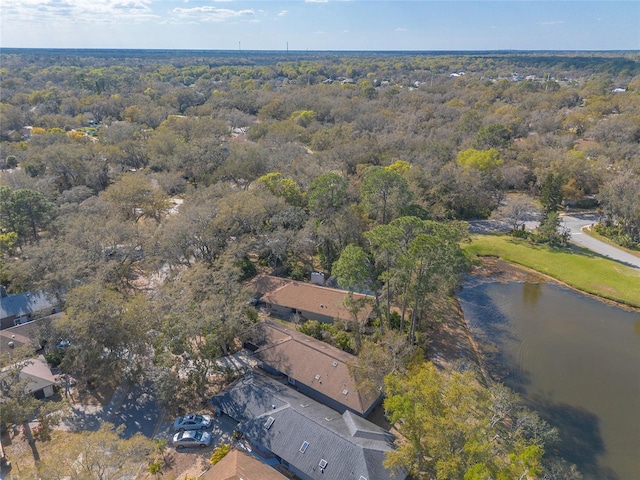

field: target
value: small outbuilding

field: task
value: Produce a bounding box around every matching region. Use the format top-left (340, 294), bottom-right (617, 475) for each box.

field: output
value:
top-left (2, 355), bottom-right (56, 399)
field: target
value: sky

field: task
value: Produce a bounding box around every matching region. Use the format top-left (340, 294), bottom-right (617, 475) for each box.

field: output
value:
top-left (1, 1), bottom-right (638, 51)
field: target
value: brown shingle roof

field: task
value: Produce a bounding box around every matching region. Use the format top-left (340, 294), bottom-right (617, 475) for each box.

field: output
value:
top-left (0, 329), bottom-right (32, 350)
top-left (0, 314), bottom-right (60, 350)
top-left (248, 274), bottom-right (292, 297)
top-left (200, 448), bottom-right (288, 480)
top-left (253, 321), bottom-right (380, 416)
top-left (262, 281), bottom-right (375, 322)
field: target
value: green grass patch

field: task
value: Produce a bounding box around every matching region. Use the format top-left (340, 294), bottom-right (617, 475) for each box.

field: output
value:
top-left (466, 235), bottom-right (640, 308)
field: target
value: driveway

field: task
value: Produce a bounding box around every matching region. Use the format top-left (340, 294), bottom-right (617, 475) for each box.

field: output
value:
top-left (60, 381), bottom-right (162, 439)
top-left (104, 382), bottom-right (161, 439)
top-left (154, 413), bottom-right (237, 450)
top-left (562, 214), bottom-right (640, 269)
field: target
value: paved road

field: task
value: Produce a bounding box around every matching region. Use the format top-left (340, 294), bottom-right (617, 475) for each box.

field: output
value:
top-left (562, 214), bottom-right (640, 269)
top-left (469, 213), bottom-right (640, 270)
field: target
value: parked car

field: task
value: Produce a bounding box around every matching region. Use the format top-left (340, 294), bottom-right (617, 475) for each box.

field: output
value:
top-left (173, 430), bottom-right (212, 450)
top-left (173, 413), bottom-right (212, 431)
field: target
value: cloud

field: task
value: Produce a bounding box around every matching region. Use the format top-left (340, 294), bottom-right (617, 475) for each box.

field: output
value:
top-left (171, 6), bottom-right (255, 23)
top-left (1, 0), bottom-right (157, 24)
top-left (395, 27), bottom-right (407, 32)
top-left (305, 0), bottom-right (329, 3)
top-left (277, 10), bottom-right (288, 17)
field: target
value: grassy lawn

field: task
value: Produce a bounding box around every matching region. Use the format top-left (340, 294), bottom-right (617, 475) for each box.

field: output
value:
top-left (466, 235), bottom-right (640, 308)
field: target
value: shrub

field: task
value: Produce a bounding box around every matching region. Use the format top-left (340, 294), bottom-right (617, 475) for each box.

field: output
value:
top-left (289, 264), bottom-right (306, 281)
top-left (594, 223), bottom-right (639, 250)
top-left (45, 348), bottom-right (65, 367)
top-left (299, 320), bottom-right (323, 339)
top-left (299, 320), bottom-right (355, 354)
top-left (510, 229), bottom-right (530, 239)
top-left (235, 255), bottom-right (257, 281)
top-left (210, 443), bottom-right (231, 465)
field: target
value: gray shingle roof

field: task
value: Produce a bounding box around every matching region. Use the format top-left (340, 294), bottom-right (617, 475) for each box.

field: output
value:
top-left (213, 372), bottom-right (405, 480)
top-left (0, 291), bottom-right (57, 321)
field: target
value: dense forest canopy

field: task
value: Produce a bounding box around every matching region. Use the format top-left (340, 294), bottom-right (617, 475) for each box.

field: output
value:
top-left (2, 50), bottom-right (638, 241)
top-left (1, 49), bottom-right (638, 478)
top-left (1, 46), bottom-right (638, 324)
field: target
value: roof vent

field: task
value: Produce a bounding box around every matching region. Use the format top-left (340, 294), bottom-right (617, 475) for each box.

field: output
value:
top-left (342, 389), bottom-right (349, 395)
top-left (314, 374), bottom-right (321, 381)
top-left (299, 441), bottom-right (309, 453)
top-left (332, 361), bottom-right (338, 367)
top-left (265, 416), bottom-right (275, 429)
top-left (319, 459), bottom-right (328, 470)
top-left (360, 477), bottom-right (368, 480)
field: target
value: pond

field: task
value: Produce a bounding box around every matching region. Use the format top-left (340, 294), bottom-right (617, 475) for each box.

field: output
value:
top-left (458, 273), bottom-right (640, 480)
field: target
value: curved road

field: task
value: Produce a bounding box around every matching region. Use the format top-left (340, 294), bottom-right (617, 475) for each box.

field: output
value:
top-left (469, 214), bottom-right (640, 270)
top-left (561, 214), bottom-right (640, 269)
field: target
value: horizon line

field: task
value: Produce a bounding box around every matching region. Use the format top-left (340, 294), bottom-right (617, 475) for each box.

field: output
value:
top-left (2, 47), bottom-right (639, 54)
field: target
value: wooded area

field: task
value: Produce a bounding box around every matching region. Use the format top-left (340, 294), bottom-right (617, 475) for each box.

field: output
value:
top-left (1, 49), bottom-right (638, 478)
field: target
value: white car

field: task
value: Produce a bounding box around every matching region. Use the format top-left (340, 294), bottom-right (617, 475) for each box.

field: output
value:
top-left (173, 413), bottom-right (212, 431)
top-left (173, 430), bottom-right (212, 450)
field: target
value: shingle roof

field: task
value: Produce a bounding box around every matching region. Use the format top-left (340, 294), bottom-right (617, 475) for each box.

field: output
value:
top-left (201, 448), bottom-right (288, 480)
top-left (248, 275), bottom-right (292, 297)
top-left (0, 291), bottom-right (57, 321)
top-left (0, 314), bottom-right (59, 349)
top-left (213, 372), bottom-right (404, 480)
top-left (261, 281), bottom-right (375, 322)
top-left (252, 321), bottom-right (380, 415)
top-left (0, 329), bottom-right (32, 350)
top-left (1, 355), bottom-right (55, 395)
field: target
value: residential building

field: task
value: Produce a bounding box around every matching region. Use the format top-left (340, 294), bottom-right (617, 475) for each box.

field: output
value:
top-left (0, 290), bottom-right (59, 330)
top-left (213, 371), bottom-right (405, 480)
top-left (0, 313), bottom-right (59, 352)
top-left (200, 448), bottom-right (288, 480)
top-left (260, 279), bottom-right (375, 324)
top-left (1, 355), bottom-right (56, 399)
top-left (248, 320), bottom-right (381, 417)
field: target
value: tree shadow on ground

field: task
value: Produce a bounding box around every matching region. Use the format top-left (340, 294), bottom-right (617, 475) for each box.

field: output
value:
top-left (111, 382), bottom-right (159, 439)
top-left (66, 406), bottom-right (103, 432)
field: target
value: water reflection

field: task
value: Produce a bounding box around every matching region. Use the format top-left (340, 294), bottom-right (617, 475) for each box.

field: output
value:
top-left (458, 277), bottom-right (640, 480)
top-left (522, 281), bottom-right (542, 308)
top-left (528, 397), bottom-right (609, 479)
